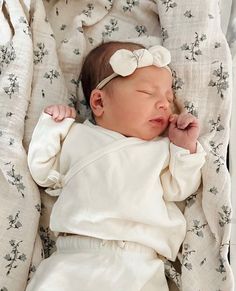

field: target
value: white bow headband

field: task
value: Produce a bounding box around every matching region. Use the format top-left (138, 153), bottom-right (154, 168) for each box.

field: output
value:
top-left (96, 45), bottom-right (171, 89)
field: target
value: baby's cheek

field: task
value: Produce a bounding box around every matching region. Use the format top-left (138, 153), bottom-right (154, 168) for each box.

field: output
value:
top-left (170, 101), bottom-right (178, 115)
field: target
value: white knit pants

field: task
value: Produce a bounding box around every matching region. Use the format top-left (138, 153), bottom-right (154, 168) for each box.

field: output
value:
top-left (26, 235), bottom-right (169, 291)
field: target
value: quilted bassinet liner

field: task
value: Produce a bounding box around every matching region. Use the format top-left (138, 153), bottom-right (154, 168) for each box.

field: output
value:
top-left (0, 0), bottom-right (234, 290)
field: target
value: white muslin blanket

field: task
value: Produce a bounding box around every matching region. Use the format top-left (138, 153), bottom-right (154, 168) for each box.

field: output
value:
top-left (0, 0), bottom-right (234, 290)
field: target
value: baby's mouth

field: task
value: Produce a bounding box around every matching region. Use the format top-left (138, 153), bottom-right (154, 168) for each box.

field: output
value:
top-left (149, 117), bottom-right (165, 125)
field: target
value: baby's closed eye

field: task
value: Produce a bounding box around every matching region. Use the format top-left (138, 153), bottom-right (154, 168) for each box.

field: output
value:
top-left (136, 90), bottom-right (153, 95)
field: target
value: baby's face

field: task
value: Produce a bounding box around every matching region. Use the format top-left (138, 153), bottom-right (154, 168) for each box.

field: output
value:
top-left (98, 65), bottom-right (174, 140)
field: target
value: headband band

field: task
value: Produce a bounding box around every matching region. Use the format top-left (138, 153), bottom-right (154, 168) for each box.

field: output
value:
top-left (96, 45), bottom-right (171, 89)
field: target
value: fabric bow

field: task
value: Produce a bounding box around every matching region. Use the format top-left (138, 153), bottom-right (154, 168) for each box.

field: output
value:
top-left (96, 45), bottom-right (171, 89)
top-left (109, 45), bottom-right (171, 76)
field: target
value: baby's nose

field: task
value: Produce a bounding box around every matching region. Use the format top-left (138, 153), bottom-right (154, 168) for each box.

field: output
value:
top-left (156, 98), bottom-right (169, 110)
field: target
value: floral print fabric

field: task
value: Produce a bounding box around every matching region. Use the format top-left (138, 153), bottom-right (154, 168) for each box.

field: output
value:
top-left (0, 0), bottom-right (234, 290)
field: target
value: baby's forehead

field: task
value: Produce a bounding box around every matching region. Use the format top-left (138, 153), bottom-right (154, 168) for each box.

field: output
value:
top-left (135, 65), bottom-right (171, 75)
top-left (130, 66), bottom-right (172, 84)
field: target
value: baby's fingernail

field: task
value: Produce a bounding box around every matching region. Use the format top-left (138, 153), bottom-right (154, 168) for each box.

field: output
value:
top-left (178, 123), bottom-right (185, 129)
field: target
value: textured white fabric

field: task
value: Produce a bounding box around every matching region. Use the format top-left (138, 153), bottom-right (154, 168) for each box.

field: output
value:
top-left (28, 112), bottom-right (206, 264)
top-left (230, 37), bottom-right (236, 291)
top-left (220, 1), bottom-right (236, 287)
top-left (110, 48), bottom-right (154, 76)
top-left (220, 0), bottom-right (233, 35)
top-left (0, 1), bottom-right (12, 44)
top-left (26, 235), bottom-right (169, 291)
top-left (156, 1), bottom-right (234, 289)
top-left (0, 1), bottom-right (41, 290)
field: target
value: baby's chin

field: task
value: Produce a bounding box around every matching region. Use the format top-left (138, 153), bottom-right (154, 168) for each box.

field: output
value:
top-left (145, 126), bottom-right (170, 140)
top-left (130, 130), bottom-right (167, 141)
top-left (161, 126), bottom-right (169, 137)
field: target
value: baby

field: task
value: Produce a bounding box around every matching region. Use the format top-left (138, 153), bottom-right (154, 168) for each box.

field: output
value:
top-left (26, 41), bottom-right (206, 291)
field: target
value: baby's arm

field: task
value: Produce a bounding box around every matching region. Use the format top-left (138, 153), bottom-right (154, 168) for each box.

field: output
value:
top-left (161, 113), bottom-right (205, 201)
top-left (161, 142), bottom-right (206, 201)
top-left (28, 105), bottom-right (76, 190)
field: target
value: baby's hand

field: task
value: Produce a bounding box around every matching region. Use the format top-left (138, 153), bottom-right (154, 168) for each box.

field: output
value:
top-left (168, 112), bottom-right (200, 154)
top-left (44, 104), bottom-right (76, 122)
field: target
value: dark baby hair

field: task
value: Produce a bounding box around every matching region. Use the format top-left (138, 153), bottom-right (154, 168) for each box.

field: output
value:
top-left (80, 41), bottom-right (144, 106)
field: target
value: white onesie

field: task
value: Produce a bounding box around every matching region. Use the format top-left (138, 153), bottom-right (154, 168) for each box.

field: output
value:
top-left (26, 112), bottom-right (206, 291)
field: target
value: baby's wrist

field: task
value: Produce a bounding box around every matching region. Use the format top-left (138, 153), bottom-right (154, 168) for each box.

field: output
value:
top-left (180, 141), bottom-right (198, 154)
top-left (171, 140), bottom-right (198, 154)
top-left (188, 143), bottom-right (197, 154)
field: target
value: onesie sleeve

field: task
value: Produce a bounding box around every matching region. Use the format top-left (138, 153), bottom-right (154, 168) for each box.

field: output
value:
top-left (27, 112), bottom-right (75, 190)
top-left (161, 141), bottom-right (206, 202)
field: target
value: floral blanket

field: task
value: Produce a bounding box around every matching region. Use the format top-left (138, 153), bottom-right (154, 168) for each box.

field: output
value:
top-left (0, 0), bottom-right (234, 290)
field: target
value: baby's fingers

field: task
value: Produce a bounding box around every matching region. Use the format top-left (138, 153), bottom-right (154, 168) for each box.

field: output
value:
top-left (44, 105), bottom-right (60, 118)
top-left (169, 114), bottom-right (178, 124)
top-left (66, 106), bottom-right (76, 119)
top-left (177, 113), bottom-right (198, 129)
top-left (44, 105), bottom-right (76, 121)
top-left (44, 105), bottom-right (53, 115)
top-left (53, 105), bottom-right (66, 121)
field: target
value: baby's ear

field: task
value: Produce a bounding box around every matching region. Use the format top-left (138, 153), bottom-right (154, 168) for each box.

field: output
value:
top-left (90, 89), bottom-right (104, 117)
